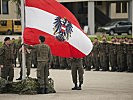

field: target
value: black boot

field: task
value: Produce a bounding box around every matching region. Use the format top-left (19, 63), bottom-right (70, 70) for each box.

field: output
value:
top-left (16, 76), bottom-right (22, 80)
top-left (44, 88), bottom-right (48, 94)
top-left (72, 83), bottom-right (77, 90)
top-left (77, 83), bottom-right (82, 90)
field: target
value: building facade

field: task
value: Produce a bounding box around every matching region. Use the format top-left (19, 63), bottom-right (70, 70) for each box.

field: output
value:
top-left (0, 0), bottom-right (132, 34)
top-left (0, 0), bottom-right (19, 19)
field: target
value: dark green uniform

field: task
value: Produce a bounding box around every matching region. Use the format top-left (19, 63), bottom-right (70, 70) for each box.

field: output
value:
top-left (109, 43), bottom-right (117, 71)
top-left (59, 57), bottom-right (67, 69)
top-left (31, 48), bottom-right (37, 68)
top-left (0, 44), bottom-right (14, 81)
top-left (51, 56), bottom-right (60, 69)
top-left (11, 42), bottom-right (17, 67)
top-left (99, 42), bottom-right (109, 71)
top-left (116, 43), bottom-right (126, 72)
top-left (70, 58), bottom-right (84, 85)
top-left (92, 43), bottom-right (100, 71)
top-left (34, 43), bottom-right (51, 89)
top-left (126, 43), bottom-right (133, 72)
top-left (18, 46), bottom-right (32, 78)
top-left (83, 54), bottom-right (92, 71)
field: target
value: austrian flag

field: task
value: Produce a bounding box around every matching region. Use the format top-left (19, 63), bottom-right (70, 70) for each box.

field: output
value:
top-left (24, 0), bottom-right (93, 58)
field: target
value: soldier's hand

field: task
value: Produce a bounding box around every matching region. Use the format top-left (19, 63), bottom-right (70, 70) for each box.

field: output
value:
top-left (0, 65), bottom-right (3, 68)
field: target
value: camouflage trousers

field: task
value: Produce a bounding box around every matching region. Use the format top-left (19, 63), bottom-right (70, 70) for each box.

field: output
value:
top-left (1, 65), bottom-right (14, 82)
top-left (71, 65), bottom-right (84, 84)
top-left (37, 62), bottom-right (49, 88)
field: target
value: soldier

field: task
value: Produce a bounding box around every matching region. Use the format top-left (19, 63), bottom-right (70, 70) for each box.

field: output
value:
top-left (92, 38), bottom-right (100, 71)
top-left (0, 37), bottom-right (14, 82)
top-left (11, 38), bottom-right (17, 67)
top-left (34, 36), bottom-right (51, 94)
top-left (99, 37), bottom-right (109, 71)
top-left (70, 58), bottom-right (84, 90)
top-left (59, 57), bottom-right (67, 69)
top-left (116, 38), bottom-right (126, 72)
top-left (108, 37), bottom-right (117, 71)
top-left (16, 45), bottom-right (32, 80)
top-left (126, 38), bottom-right (133, 72)
top-left (17, 37), bottom-right (22, 68)
top-left (83, 53), bottom-right (92, 71)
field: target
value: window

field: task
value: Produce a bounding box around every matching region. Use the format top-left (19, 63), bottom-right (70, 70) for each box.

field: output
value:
top-left (0, 20), bottom-right (7, 26)
top-left (122, 2), bottom-right (127, 13)
top-left (116, 2), bottom-right (121, 13)
top-left (2, 0), bottom-right (8, 14)
top-left (14, 21), bottom-right (21, 25)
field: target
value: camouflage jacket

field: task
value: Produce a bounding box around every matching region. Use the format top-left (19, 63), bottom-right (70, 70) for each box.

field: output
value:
top-left (99, 42), bottom-right (109, 54)
top-left (34, 43), bottom-right (51, 63)
top-left (126, 44), bottom-right (133, 54)
top-left (0, 44), bottom-right (14, 65)
top-left (116, 43), bottom-right (126, 54)
top-left (108, 43), bottom-right (117, 55)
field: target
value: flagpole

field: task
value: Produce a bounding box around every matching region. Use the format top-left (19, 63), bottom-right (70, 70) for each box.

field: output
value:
top-left (21, 0), bottom-right (26, 79)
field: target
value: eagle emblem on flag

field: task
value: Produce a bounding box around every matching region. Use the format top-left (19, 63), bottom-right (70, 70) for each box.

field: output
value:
top-left (53, 17), bottom-right (73, 41)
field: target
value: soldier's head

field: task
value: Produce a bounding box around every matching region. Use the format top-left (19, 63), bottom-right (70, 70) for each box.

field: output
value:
top-left (102, 37), bottom-right (107, 42)
top-left (4, 37), bottom-right (11, 45)
top-left (111, 37), bottom-right (115, 43)
top-left (124, 37), bottom-right (128, 42)
top-left (128, 38), bottom-right (132, 43)
top-left (93, 38), bottom-right (98, 44)
top-left (12, 38), bottom-right (15, 43)
top-left (39, 36), bottom-right (45, 43)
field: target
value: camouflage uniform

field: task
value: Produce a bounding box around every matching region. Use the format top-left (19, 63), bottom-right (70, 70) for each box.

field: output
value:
top-left (31, 48), bottom-right (37, 68)
top-left (70, 58), bottom-right (84, 85)
top-left (99, 42), bottom-right (109, 71)
top-left (18, 46), bottom-right (32, 78)
top-left (59, 57), bottom-right (67, 69)
top-left (92, 43), bottom-right (100, 71)
top-left (116, 43), bottom-right (126, 72)
top-left (126, 43), bottom-right (133, 72)
top-left (0, 44), bottom-right (14, 81)
top-left (83, 54), bottom-right (92, 71)
top-left (51, 56), bottom-right (60, 69)
top-left (109, 43), bottom-right (117, 71)
top-left (34, 43), bottom-right (51, 89)
top-left (11, 41), bottom-right (17, 67)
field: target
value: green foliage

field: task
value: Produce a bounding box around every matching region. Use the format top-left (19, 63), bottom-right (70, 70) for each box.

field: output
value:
top-left (88, 35), bottom-right (132, 41)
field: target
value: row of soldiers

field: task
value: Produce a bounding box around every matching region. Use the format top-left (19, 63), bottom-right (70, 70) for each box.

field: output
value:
top-left (1, 36), bottom-right (133, 75)
top-left (50, 37), bottom-right (133, 72)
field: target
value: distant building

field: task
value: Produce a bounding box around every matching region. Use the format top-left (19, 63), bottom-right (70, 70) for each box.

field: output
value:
top-left (0, 0), bottom-right (19, 19)
top-left (0, 0), bottom-right (132, 34)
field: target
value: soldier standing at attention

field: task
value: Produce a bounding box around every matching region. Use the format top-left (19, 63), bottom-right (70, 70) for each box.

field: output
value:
top-left (92, 38), bottom-right (100, 71)
top-left (126, 38), bottom-right (133, 72)
top-left (16, 45), bottom-right (32, 80)
top-left (109, 37), bottom-right (117, 71)
top-left (99, 37), bottom-right (109, 71)
top-left (116, 38), bottom-right (126, 72)
top-left (0, 37), bottom-right (14, 82)
top-left (11, 38), bottom-right (17, 67)
top-left (34, 36), bottom-right (51, 94)
top-left (70, 58), bottom-right (84, 90)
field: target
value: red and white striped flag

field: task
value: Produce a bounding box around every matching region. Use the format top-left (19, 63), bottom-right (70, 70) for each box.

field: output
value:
top-left (24, 0), bottom-right (93, 58)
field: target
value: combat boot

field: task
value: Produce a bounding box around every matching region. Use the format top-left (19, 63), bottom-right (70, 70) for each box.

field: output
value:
top-left (77, 83), bottom-right (82, 90)
top-left (72, 83), bottom-right (78, 90)
top-left (16, 76), bottom-right (22, 80)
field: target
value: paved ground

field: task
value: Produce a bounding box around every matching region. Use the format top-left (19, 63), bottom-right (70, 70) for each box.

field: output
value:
top-left (0, 68), bottom-right (133, 100)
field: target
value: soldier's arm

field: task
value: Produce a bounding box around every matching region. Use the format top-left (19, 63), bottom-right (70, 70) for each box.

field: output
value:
top-left (0, 47), bottom-right (5, 66)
